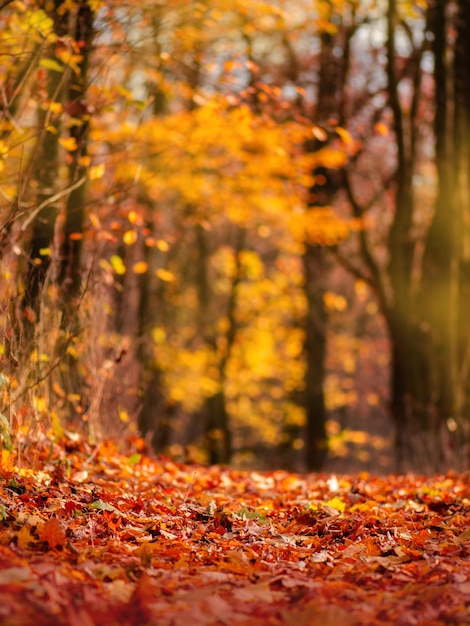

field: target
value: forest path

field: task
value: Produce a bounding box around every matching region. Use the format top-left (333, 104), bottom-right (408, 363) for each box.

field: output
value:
top-left (0, 438), bottom-right (468, 625)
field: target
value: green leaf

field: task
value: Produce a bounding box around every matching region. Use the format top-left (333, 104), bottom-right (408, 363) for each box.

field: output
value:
top-left (236, 507), bottom-right (267, 523)
top-left (128, 453), bottom-right (142, 466)
top-left (90, 499), bottom-right (120, 514)
top-left (0, 504), bottom-right (9, 522)
top-left (0, 414), bottom-right (12, 451)
top-left (39, 58), bottom-right (64, 73)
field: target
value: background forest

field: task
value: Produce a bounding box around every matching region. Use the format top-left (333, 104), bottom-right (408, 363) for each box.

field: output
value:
top-left (0, 0), bottom-right (469, 474)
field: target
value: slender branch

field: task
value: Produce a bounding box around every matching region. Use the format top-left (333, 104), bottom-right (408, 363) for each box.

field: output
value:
top-left (329, 245), bottom-right (371, 284)
top-left (0, 0), bottom-right (14, 11)
top-left (386, 0), bottom-right (407, 174)
top-left (20, 176), bottom-right (87, 232)
top-left (219, 227), bottom-right (246, 377)
top-left (343, 169), bottom-right (390, 314)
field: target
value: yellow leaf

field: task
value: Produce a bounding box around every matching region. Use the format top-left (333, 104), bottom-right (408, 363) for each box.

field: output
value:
top-left (89, 163), bottom-right (105, 180)
top-left (156, 239), bottom-right (169, 252)
top-left (89, 213), bottom-right (100, 229)
top-left (335, 126), bottom-right (353, 146)
top-left (313, 146), bottom-right (348, 169)
top-left (123, 230), bottom-right (138, 245)
top-left (110, 255), bottom-right (126, 275)
top-left (49, 101), bottom-right (63, 113)
top-left (326, 496), bottom-right (346, 513)
top-left (33, 396), bottom-right (47, 414)
top-left (127, 210), bottom-right (139, 225)
top-left (0, 449), bottom-right (13, 470)
top-left (56, 49), bottom-right (83, 75)
top-left (156, 268), bottom-right (175, 282)
top-left (66, 346), bottom-right (79, 359)
top-left (59, 137), bottom-right (78, 151)
top-left (50, 412), bottom-right (64, 439)
top-left (152, 327), bottom-right (166, 344)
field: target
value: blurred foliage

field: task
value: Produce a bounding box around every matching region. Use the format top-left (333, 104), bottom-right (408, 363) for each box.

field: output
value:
top-left (2, 0), bottom-right (467, 472)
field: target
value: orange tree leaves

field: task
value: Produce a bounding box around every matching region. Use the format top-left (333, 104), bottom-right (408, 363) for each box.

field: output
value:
top-left (0, 0), bottom-right (359, 467)
top-left (0, 440), bottom-right (469, 625)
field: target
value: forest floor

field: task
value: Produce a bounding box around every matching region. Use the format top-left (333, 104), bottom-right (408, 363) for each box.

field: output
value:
top-left (0, 435), bottom-right (469, 626)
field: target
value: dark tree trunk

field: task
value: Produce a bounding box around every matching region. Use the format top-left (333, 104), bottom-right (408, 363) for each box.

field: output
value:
top-left (302, 244), bottom-right (328, 470)
top-left (23, 2), bottom-right (70, 318)
top-left (199, 227), bottom-right (244, 465)
top-left (454, 0), bottom-right (470, 465)
top-left (58, 1), bottom-right (94, 319)
top-left (301, 25), bottom-right (349, 471)
top-left (382, 0), bottom-right (470, 471)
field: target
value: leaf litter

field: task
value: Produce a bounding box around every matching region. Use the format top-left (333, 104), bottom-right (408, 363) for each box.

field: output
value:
top-left (0, 437), bottom-right (469, 625)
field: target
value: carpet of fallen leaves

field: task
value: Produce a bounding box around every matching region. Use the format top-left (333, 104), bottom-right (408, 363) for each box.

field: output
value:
top-left (0, 436), bottom-right (469, 626)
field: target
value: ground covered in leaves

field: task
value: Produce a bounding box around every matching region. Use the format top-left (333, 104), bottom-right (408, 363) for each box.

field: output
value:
top-left (0, 437), bottom-right (469, 625)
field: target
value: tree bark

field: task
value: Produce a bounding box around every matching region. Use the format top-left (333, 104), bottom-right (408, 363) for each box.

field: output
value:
top-left (302, 25), bottom-right (349, 471)
top-left (22, 2), bottom-right (70, 318)
top-left (58, 1), bottom-right (94, 320)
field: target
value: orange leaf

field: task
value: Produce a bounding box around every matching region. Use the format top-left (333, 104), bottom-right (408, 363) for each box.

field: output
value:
top-left (59, 137), bottom-right (78, 151)
top-left (374, 122), bottom-right (389, 136)
top-left (40, 518), bottom-right (66, 550)
top-left (133, 261), bottom-right (148, 274)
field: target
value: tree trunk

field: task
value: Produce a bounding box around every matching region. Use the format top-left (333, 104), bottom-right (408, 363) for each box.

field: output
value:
top-left (58, 1), bottom-right (94, 320)
top-left (22, 2), bottom-right (70, 319)
top-left (383, 0), bottom-right (470, 471)
top-left (302, 244), bottom-right (328, 470)
top-left (454, 0), bottom-right (470, 465)
top-left (302, 25), bottom-right (348, 471)
top-left (198, 227), bottom-right (244, 465)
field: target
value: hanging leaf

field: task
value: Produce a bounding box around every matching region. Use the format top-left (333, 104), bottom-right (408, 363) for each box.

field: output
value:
top-left (39, 58), bottom-right (64, 73)
top-left (123, 230), bottom-right (138, 245)
top-left (155, 268), bottom-right (175, 282)
top-left (0, 414), bottom-right (12, 451)
top-left (110, 255), bottom-right (126, 275)
top-left (132, 261), bottom-right (148, 274)
top-left (59, 137), bottom-right (78, 151)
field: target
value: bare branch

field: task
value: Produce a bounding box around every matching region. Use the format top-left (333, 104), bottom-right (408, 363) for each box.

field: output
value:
top-left (0, 0), bottom-right (15, 11)
top-left (343, 169), bottom-right (390, 314)
top-left (20, 176), bottom-right (87, 232)
top-left (329, 245), bottom-right (371, 284)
